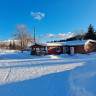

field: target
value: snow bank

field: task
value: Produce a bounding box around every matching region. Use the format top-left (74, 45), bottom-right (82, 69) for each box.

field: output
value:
top-left (68, 53), bottom-right (96, 96)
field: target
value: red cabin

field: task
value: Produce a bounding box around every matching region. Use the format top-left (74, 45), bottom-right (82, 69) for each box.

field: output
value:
top-left (30, 40), bottom-right (96, 55)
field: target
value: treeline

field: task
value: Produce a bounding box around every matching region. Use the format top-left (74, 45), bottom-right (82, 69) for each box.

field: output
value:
top-left (66, 24), bottom-right (96, 41)
top-left (9, 41), bottom-right (16, 50)
top-left (48, 24), bottom-right (96, 43)
top-left (0, 40), bottom-right (21, 50)
top-left (0, 42), bottom-right (8, 49)
top-left (9, 41), bottom-right (20, 50)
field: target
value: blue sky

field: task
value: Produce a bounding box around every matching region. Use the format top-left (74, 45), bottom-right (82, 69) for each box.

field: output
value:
top-left (0, 0), bottom-right (96, 42)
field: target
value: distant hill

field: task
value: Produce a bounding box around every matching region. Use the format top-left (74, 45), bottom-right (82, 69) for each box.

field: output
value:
top-left (0, 39), bottom-right (32, 50)
top-left (0, 39), bottom-right (19, 46)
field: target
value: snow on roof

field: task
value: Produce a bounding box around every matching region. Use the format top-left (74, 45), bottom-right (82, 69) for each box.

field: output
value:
top-left (62, 40), bottom-right (88, 46)
top-left (59, 39), bottom-right (96, 46)
top-left (85, 39), bottom-right (96, 45)
top-left (35, 42), bottom-right (63, 46)
top-left (30, 39), bottom-right (96, 47)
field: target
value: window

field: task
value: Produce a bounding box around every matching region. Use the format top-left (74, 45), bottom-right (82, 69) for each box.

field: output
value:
top-left (41, 48), bottom-right (45, 52)
top-left (66, 47), bottom-right (69, 52)
top-left (92, 45), bottom-right (95, 51)
top-left (56, 47), bottom-right (61, 52)
top-left (34, 48), bottom-right (39, 51)
top-left (86, 46), bottom-right (89, 49)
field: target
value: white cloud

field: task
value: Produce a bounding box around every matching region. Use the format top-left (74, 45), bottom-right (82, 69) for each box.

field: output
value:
top-left (40, 32), bottom-right (74, 39)
top-left (31, 11), bottom-right (45, 20)
top-left (40, 34), bottom-right (54, 38)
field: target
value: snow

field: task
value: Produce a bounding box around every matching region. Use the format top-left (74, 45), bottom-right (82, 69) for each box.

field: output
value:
top-left (0, 39), bottom-right (19, 46)
top-left (31, 42), bottom-right (63, 46)
top-left (0, 50), bottom-right (96, 96)
top-left (68, 54), bottom-right (96, 96)
top-left (61, 39), bottom-right (96, 46)
top-left (62, 40), bottom-right (87, 46)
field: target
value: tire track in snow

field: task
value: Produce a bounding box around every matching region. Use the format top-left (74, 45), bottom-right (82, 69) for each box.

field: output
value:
top-left (5, 69), bottom-right (12, 82)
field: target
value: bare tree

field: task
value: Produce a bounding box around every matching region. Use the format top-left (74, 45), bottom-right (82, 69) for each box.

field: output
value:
top-left (0, 42), bottom-right (9, 49)
top-left (73, 29), bottom-right (86, 36)
top-left (12, 24), bottom-right (33, 52)
top-left (73, 29), bottom-right (86, 40)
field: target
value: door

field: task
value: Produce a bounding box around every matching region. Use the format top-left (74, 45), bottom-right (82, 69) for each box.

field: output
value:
top-left (63, 47), bottom-right (66, 54)
top-left (70, 47), bottom-right (74, 55)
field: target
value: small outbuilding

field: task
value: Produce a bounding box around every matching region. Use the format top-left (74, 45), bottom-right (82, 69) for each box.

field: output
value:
top-left (30, 39), bottom-right (96, 55)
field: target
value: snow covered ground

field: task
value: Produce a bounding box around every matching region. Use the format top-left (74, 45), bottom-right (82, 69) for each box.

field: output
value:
top-left (0, 50), bottom-right (96, 96)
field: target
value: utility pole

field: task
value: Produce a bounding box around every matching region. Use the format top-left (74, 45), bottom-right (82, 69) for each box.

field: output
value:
top-left (34, 26), bottom-right (36, 55)
top-left (34, 26), bottom-right (35, 43)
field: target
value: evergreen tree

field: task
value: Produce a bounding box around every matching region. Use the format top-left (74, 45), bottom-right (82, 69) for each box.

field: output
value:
top-left (12, 41), bottom-right (16, 50)
top-left (85, 24), bottom-right (95, 39)
top-left (9, 41), bottom-right (12, 49)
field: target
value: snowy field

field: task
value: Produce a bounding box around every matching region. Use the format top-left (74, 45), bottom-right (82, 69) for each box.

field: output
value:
top-left (0, 50), bottom-right (96, 96)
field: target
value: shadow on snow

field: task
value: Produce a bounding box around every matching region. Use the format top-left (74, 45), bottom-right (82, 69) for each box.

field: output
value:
top-left (0, 70), bottom-right (70, 96)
